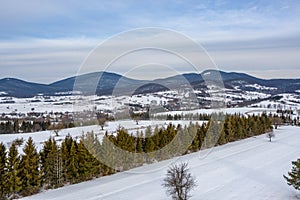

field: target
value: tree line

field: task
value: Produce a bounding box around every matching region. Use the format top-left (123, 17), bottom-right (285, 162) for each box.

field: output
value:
top-left (0, 120), bottom-right (78, 134)
top-left (0, 114), bottom-right (273, 199)
top-left (155, 113), bottom-right (211, 121)
top-left (0, 120), bottom-right (50, 134)
top-left (0, 135), bottom-right (106, 199)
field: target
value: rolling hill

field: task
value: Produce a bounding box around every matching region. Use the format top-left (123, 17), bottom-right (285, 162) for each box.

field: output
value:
top-left (0, 70), bottom-right (300, 97)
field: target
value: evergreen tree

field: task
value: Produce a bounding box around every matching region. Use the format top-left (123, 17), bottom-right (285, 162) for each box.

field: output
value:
top-left (144, 137), bottom-right (155, 163)
top-left (77, 140), bottom-right (92, 181)
top-left (13, 119), bottom-right (19, 133)
top-left (190, 130), bottom-right (200, 152)
top-left (217, 125), bottom-right (227, 145)
top-left (197, 123), bottom-right (206, 149)
top-left (134, 132), bottom-right (144, 165)
top-left (135, 132), bottom-right (144, 153)
top-left (114, 129), bottom-right (135, 170)
top-left (60, 139), bottom-right (69, 183)
top-left (82, 132), bottom-right (102, 178)
top-left (40, 138), bottom-right (53, 186)
top-left (19, 137), bottom-right (41, 196)
top-left (60, 134), bottom-right (75, 183)
top-left (6, 142), bottom-right (22, 198)
top-left (40, 138), bottom-right (62, 189)
top-left (226, 117), bottom-right (235, 142)
top-left (98, 134), bottom-right (115, 175)
top-left (144, 137), bottom-right (155, 153)
top-left (6, 121), bottom-right (14, 133)
top-left (284, 159), bottom-right (300, 191)
top-left (49, 140), bottom-right (62, 187)
top-left (0, 143), bottom-right (7, 199)
top-left (66, 141), bottom-right (79, 183)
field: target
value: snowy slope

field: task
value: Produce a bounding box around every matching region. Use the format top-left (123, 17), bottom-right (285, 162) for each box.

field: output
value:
top-left (1, 91), bottom-right (300, 116)
top-left (0, 120), bottom-right (195, 153)
top-left (21, 126), bottom-right (300, 200)
top-left (156, 107), bottom-right (277, 116)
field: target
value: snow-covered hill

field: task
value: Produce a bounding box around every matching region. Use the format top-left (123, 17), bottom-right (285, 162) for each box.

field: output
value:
top-left (1, 92), bottom-right (300, 119)
top-left (1, 70), bottom-right (300, 100)
top-left (0, 120), bottom-right (195, 154)
top-left (21, 126), bottom-right (300, 200)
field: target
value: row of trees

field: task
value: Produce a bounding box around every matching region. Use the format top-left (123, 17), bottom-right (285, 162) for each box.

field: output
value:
top-left (157, 111), bottom-right (299, 127)
top-left (0, 120), bottom-right (51, 134)
top-left (155, 113), bottom-right (211, 121)
top-left (165, 113), bottom-right (211, 121)
top-left (0, 120), bottom-right (78, 135)
top-left (0, 139), bottom-right (40, 199)
top-left (106, 114), bottom-right (272, 160)
top-left (0, 114), bottom-right (273, 199)
top-left (271, 113), bottom-right (299, 127)
top-left (0, 135), bottom-right (108, 199)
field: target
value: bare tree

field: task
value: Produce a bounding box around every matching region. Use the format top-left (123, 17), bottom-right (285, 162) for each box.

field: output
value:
top-left (132, 113), bottom-right (141, 125)
top-left (266, 131), bottom-right (275, 142)
top-left (98, 117), bottom-right (106, 130)
top-left (162, 162), bottom-right (196, 200)
top-left (52, 123), bottom-right (64, 137)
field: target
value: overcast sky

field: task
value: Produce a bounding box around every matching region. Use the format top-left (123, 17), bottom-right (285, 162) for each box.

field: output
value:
top-left (0, 0), bottom-right (300, 83)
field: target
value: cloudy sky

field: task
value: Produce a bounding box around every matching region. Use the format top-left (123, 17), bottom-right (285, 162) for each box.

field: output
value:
top-left (1, 0), bottom-right (300, 83)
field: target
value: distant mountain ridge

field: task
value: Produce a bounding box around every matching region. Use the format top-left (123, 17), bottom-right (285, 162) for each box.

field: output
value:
top-left (0, 70), bottom-right (300, 97)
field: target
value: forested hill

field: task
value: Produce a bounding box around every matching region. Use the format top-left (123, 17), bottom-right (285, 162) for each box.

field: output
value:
top-left (0, 70), bottom-right (300, 97)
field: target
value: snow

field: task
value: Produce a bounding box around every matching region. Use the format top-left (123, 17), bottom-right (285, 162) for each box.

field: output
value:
top-left (203, 71), bottom-right (211, 76)
top-left (0, 96), bottom-right (76, 113)
top-left (54, 91), bottom-right (82, 95)
top-left (245, 84), bottom-right (277, 90)
top-left (0, 120), bottom-right (197, 154)
top-left (252, 93), bottom-right (300, 110)
top-left (0, 125), bottom-right (101, 153)
top-left (280, 93), bottom-right (300, 104)
top-left (20, 126), bottom-right (300, 200)
top-left (1, 91), bottom-right (299, 117)
top-left (156, 107), bottom-right (276, 117)
top-left (0, 94), bottom-right (170, 114)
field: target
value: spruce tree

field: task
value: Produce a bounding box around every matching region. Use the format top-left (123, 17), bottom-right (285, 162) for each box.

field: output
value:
top-left (98, 134), bottom-right (116, 175)
top-left (144, 137), bottom-right (155, 163)
top-left (50, 140), bottom-right (62, 188)
top-left (77, 140), bottom-right (91, 181)
top-left (144, 137), bottom-right (155, 153)
top-left (19, 137), bottom-right (41, 196)
top-left (60, 140), bottom-right (69, 183)
top-left (13, 119), bottom-right (19, 133)
top-left (60, 135), bottom-right (77, 183)
top-left (284, 159), bottom-right (300, 191)
top-left (40, 138), bottom-right (62, 189)
top-left (135, 132), bottom-right (144, 153)
top-left (40, 138), bottom-right (53, 187)
top-left (135, 132), bottom-right (144, 165)
top-left (0, 143), bottom-right (7, 199)
top-left (82, 132), bottom-right (102, 178)
top-left (7, 142), bottom-right (22, 198)
top-left (66, 141), bottom-right (79, 183)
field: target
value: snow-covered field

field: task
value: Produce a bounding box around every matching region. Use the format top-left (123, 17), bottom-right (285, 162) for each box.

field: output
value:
top-left (156, 107), bottom-right (277, 116)
top-left (20, 126), bottom-right (300, 200)
top-left (0, 120), bottom-right (197, 153)
top-left (2, 91), bottom-right (299, 115)
top-left (252, 93), bottom-right (300, 110)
